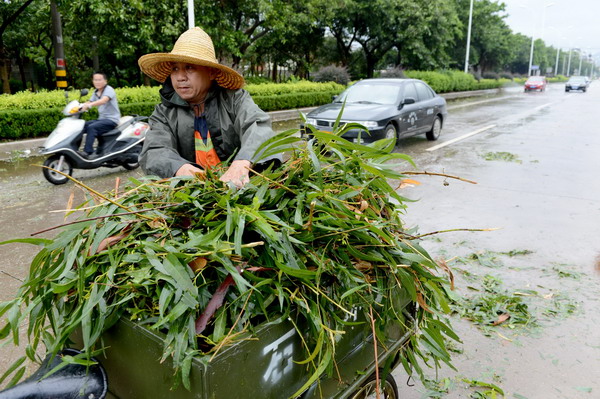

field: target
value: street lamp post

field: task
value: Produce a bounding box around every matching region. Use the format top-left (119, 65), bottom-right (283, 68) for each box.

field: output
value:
top-left (464, 0), bottom-right (474, 74)
top-left (567, 48), bottom-right (573, 76)
top-left (187, 0), bottom-right (195, 29)
top-left (524, 2), bottom-right (554, 76)
top-left (527, 35), bottom-right (535, 76)
top-left (578, 50), bottom-right (584, 75)
top-left (554, 48), bottom-right (560, 76)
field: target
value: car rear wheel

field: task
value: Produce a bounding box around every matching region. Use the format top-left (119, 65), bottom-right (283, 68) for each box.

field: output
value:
top-left (426, 116), bottom-right (442, 141)
top-left (384, 123), bottom-right (397, 141)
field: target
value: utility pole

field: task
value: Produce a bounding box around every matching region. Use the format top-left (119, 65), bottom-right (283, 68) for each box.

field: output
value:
top-left (566, 48), bottom-right (573, 76)
top-left (50, 1), bottom-right (67, 90)
top-left (554, 48), bottom-right (560, 76)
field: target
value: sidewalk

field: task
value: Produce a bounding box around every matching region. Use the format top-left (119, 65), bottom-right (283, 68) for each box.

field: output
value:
top-left (0, 89), bottom-right (501, 161)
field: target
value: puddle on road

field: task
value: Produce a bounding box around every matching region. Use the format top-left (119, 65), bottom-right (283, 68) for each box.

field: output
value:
top-left (272, 118), bottom-right (301, 133)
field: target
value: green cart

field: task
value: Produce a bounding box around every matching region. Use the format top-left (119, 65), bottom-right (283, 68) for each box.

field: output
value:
top-left (72, 292), bottom-right (415, 399)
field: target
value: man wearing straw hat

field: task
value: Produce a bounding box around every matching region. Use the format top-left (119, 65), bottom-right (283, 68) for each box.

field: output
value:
top-left (138, 27), bottom-right (279, 187)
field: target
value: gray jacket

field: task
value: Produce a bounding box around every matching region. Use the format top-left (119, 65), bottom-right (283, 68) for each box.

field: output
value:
top-left (140, 80), bottom-right (276, 178)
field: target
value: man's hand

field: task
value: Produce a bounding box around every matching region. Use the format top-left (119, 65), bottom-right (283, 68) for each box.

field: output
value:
top-left (220, 160), bottom-right (251, 188)
top-left (176, 163), bottom-right (205, 178)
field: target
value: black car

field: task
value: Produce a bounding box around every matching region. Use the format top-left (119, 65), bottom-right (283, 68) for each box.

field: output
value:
top-left (565, 76), bottom-right (589, 92)
top-left (302, 78), bottom-right (448, 144)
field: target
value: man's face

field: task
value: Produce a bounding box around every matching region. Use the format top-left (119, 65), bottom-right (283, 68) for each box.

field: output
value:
top-left (170, 62), bottom-right (213, 103)
top-left (92, 74), bottom-right (107, 90)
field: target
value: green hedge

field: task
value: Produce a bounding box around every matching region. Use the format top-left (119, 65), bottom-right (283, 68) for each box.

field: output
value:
top-left (253, 91), bottom-right (341, 112)
top-left (0, 81), bottom-right (343, 140)
top-left (0, 81), bottom-right (343, 111)
top-left (0, 102), bottom-right (158, 140)
top-left (403, 70), bottom-right (508, 93)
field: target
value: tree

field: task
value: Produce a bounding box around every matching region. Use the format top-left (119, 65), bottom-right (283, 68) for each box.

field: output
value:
top-left (0, 0), bottom-right (37, 93)
top-left (391, 0), bottom-right (460, 71)
top-left (450, 0), bottom-right (512, 75)
top-left (63, 1), bottom-right (187, 87)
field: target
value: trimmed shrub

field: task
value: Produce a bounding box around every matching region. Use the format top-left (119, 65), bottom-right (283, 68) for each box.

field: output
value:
top-left (548, 75), bottom-right (568, 83)
top-left (244, 76), bottom-right (272, 85)
top-left (0, 102), bottom-right (159, 140)
top-left (0, 86), bottom-right (161, 111)
top-left (245, 81), bottom-right (345, 96)
top-left (253, 91), bottom-right (341, 112)
top-left (500, 72), bottom-right (514, 80)
top-left (0, 81), bottom-right (345, 140)
top-left (0, 108), bottom-right (62, 140)
top-left (312, 65), bottom-right (350, 86)
top-left (482, 72), bottom-right (500, 80)
top-left (380, 67), bottom-right (406, 78)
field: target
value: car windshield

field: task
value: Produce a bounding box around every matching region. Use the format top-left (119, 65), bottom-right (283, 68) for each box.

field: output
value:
top-left (527, 77), bottom-right (544, 82)
top-left (335, 84), bottom-right (401, 105)
top-left (568, 77), bottom-right (586, 83)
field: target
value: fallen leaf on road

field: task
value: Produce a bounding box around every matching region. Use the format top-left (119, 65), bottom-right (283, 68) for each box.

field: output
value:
top-left (492, 313), bottom-right (510, 326)
top-left (397, 178), bottom-right (421, 189)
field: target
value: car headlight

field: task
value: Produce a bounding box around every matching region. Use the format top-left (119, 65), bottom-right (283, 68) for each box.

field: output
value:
top-left (356, 121), bottom-right (379, 128)
top-left (305, 118), bottom-right (317, 125)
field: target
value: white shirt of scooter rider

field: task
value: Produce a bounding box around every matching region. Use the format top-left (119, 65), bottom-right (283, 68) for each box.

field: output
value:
top-left (90, 85), bottom-right (121, 124)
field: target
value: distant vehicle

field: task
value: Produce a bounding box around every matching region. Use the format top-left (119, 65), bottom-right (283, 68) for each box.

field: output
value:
top-left (565, 76), bottom-right (589, 92)
top-left (524, 76), bottom-right (547, 92)
top-left (302, 78), bottom-right (448, 145)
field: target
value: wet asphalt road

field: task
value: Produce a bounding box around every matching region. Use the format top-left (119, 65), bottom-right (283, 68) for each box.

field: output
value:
top-left (1, 83), bottom-right (599, 397)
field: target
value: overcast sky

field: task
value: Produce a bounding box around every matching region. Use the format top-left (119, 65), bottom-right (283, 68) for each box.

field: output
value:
top-left (498, 0), bottom-right (600, 60)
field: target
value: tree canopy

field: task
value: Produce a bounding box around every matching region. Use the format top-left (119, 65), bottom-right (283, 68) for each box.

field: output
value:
top-left (0, 0), bottom-right (596, 93)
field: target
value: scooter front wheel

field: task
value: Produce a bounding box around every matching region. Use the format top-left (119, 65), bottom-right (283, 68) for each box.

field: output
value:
top-left (43, 155), bottom-right (73, 185)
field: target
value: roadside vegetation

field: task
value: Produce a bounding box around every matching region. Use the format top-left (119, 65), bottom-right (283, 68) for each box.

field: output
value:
top-left (0, 0), bottom-right (595, 95)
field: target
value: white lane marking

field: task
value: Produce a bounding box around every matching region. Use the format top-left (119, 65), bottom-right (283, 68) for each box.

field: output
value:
top-left (533, 102), bottom-right (554, 111)
top-left (426, 125), bottom-right (496, 151)
top-left (447, 95), bottom-right (519, 111)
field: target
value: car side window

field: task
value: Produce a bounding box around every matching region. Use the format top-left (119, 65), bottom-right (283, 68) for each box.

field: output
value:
top-left (403, 83), bottom-right (418, 103)
top-left (415, 82), bottom-right (433, 101)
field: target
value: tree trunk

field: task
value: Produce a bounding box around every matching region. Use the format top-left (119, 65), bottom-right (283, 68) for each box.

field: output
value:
top-left (17, 52), bottom-right (27, 91)
top-left (0, 58), bottom-right (10, 94)
top-left (271, 62), bottom-right (277, 82)
top-left (395, 46), bottom-right (402, 67)
top-left (365, 53), bottom-right (376, 79)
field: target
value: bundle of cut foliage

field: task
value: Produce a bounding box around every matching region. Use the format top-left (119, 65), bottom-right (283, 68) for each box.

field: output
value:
top-left (0, 124), bottom-right (458, 394)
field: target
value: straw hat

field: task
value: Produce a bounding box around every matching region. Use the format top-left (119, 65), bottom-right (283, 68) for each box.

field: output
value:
top-left (138, 27), bottom-right (244, 90)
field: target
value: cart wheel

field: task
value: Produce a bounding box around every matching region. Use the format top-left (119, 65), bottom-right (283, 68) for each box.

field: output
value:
top-left (349, 372), bottom-right (399, 399)
top-left (43, 155), bottom-right (73, 185)
top-left (122, 161), bottom-right (139, 170)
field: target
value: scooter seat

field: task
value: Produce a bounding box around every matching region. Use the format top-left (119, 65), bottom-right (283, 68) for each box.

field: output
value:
top-left (117, 116), bottom-right (134, 131)
top-left (101, 128), bottom-right (122, 137)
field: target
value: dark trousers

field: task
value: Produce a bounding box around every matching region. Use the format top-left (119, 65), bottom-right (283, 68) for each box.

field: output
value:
top-left (83, 119), bottom-right (117, 154)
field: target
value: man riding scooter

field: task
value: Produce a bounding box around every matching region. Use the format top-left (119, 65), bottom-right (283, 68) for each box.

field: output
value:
top-left (80, 72), bottom-right (121, 159)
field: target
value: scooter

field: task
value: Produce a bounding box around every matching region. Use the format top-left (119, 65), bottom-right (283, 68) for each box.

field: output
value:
top-left (41, 89), bottom-right (149, 185)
